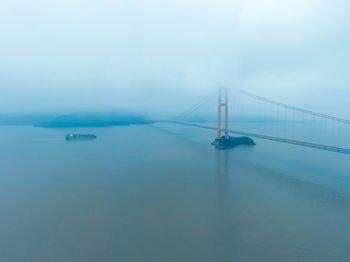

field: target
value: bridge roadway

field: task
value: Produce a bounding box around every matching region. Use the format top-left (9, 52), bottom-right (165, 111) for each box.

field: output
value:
top-left (173, 122), bottom-right (350, 155)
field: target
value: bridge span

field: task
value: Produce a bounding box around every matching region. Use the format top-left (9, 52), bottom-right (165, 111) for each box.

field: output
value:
top-left (174, 121), bottom-right (350, 155)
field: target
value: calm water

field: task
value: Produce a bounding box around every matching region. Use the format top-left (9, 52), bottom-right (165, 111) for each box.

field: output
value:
top-left (0, 123), bottom-right (350, 262)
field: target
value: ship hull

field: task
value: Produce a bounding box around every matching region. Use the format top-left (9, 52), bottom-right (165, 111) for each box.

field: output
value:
top-left (66, 134), bottom-right (97, 140)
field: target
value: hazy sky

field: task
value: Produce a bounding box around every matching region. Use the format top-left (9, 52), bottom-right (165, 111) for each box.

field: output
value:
top-left (1, 0), bottom-right (349, 118)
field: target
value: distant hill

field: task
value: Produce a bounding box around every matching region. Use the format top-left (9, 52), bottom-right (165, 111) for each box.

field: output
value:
top-left (36, 113), bottom-right (150, 127)
top-left (0, 114), bottom-right (57, 126)
top-left (0, 113), bottom-right (150, 127)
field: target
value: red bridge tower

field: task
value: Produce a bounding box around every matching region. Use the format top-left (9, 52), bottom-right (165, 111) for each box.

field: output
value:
top-left (216, 87), bottom-right (229, 140)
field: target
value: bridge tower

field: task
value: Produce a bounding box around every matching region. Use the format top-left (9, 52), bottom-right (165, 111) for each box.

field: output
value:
top-left (216, 87), bottom-right (229, 139)
top-left (212, 87), bottom-right (255, 149)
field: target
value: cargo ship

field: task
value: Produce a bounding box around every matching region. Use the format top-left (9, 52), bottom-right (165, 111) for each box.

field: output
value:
top-left (65, 134), bottom-right (97, 140)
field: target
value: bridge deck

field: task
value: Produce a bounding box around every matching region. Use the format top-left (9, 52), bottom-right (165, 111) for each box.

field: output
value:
top-left (174, 122), bottom-right (350, 155)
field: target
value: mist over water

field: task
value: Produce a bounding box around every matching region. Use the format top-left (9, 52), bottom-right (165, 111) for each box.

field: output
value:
top-left (1, 0), bottom-right (350, 117)
top-left (1, 0), bottom-right (350, 261)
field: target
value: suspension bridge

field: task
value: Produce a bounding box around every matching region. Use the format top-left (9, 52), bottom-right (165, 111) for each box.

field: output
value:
top-left (168, 87), bottom-right (350, 155)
